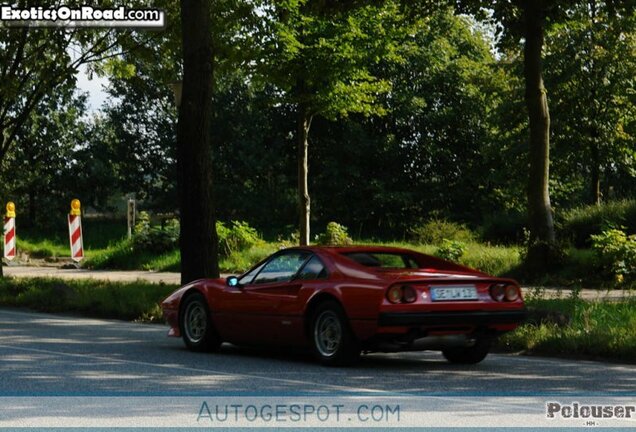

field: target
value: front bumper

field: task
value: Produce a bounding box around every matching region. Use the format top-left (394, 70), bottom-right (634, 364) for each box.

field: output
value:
top-left (378, 309), bottom-right (527, 327)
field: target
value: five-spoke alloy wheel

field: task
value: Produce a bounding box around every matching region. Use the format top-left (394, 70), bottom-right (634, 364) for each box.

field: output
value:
top-left (180, 292), bottom-right (221, 352)
top-left (311, 301), bottom-right (360, 366)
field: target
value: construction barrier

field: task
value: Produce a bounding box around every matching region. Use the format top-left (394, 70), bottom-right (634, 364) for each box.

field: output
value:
top-left (3, 202), bottom-right (16, 261)
top-left (68, 199), bottom-right (84, 262)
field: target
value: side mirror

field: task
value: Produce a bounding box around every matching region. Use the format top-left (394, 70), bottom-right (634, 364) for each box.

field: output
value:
top-left (226, 276), bottom-right (240, 288)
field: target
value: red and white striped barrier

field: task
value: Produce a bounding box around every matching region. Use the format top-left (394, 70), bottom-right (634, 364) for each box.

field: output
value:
top-left (68, 199), bottom-right (84, 262)
top-left (4, 202), bottom-right (16, 261)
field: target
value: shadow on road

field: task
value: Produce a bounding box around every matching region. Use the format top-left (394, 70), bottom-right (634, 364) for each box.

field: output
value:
top-left (1, 308), bottom-right (635, 396)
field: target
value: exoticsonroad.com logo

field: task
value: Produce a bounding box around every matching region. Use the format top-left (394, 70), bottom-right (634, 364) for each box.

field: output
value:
top-left (0, 5), bottom-right (164, 28)
top-left (546, 401), bottom-right (635, 419)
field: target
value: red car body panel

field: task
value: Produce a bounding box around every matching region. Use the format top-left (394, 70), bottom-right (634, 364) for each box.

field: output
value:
top-left (161, 246), bottom-right (526, 351)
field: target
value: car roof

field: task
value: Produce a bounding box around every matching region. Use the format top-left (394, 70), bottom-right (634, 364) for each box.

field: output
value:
top-left (289, 245), bottom-right (417, 254)
top-left (282, 245), bottom-right (487, 278)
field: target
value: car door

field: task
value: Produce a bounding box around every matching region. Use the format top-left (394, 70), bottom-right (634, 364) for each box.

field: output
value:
top-left (214, 250), bottom-right (311, 345)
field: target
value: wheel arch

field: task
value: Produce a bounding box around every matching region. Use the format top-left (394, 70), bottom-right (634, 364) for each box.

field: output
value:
top-left (178, 285), bottom-right (212, 317)
top-left (303, 292), bottom-right (344, 339)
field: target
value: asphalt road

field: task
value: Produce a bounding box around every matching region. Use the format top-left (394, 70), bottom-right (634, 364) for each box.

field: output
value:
top-left (1, 308), bottom-right (635, 396)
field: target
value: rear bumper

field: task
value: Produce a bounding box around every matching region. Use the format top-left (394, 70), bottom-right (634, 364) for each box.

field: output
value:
top-left (378, 309), bottom-right (527, 327)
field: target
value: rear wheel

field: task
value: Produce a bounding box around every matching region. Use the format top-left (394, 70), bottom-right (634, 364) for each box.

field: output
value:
top-left (311, 301), bottom-right (360, 366)
top-left (180, 292), bottom-right (221, 352)
top-left (442, 338), bottom-right (491, 364)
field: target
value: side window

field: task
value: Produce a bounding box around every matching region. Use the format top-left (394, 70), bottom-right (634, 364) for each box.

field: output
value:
top-left (253, 251), bottom-right (310, 284)
top-left (238, 262), bottom-right (266, 285)
top-left (297, 255), bottom-right (328, 280)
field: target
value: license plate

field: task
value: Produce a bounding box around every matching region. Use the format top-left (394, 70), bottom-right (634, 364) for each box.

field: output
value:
top-left (430, 285), bottom-right (478, 301)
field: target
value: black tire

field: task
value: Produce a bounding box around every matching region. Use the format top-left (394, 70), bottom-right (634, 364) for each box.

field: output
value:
top-left (180, 292), bottom-right (222, 352)
top-left (442, 338), bottom-right (491, 364)
top-left (311, 301), bottom-right (360, 366)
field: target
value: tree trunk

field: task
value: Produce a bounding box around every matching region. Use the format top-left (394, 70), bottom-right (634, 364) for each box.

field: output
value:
top-left (523, 1), bottom-right (555, 244)
top-left (177, 0), bottom-right (219, 284)
top-left (297, 105), bottom-right (312, 246)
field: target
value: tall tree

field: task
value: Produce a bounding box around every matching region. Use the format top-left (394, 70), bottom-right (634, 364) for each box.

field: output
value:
top-left (258, 0), bottom-right (410, 245)
top-left (177, 0), bottom-right (219, 283)
top-left (456, 0), bottom-right (635, 267)
top-left (453, 0), bottom-right (567, 267)
top-left (546, 0), bottom-right (636, 205)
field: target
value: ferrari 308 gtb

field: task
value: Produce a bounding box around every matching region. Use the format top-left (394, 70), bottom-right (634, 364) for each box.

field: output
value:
top-left (161, 246), bottom-right (526, 366)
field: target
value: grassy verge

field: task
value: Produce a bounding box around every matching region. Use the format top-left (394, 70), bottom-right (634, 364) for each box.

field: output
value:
top-left (0, 277), bottom-right (177, 322)
top-left (498, 294), bottom-right (636, 363)
top-left (84, 240), bottom-right (278, 273)
top-left (17, 238), bottom-right (70, 259)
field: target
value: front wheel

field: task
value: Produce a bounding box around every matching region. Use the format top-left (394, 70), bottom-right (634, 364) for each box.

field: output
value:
top-left (311, 301), bottom-right (360, 366)
top-left (442, 338), bottom-right (491, 364)
top-left (180, 292), bottom-right (221, 352)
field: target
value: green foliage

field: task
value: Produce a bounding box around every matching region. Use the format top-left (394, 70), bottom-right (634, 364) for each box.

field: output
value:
top-left (591, 228), bottom-right (636, 282)
top-left (84, 239), bottom-right (154, 271)
top-left (434, 239), bottom-right (466, 262)
top-left (409, 219), bottom-right (475, 245)
top-left (0, 277), bottom-right (177, 322)
top-left (216, 220), bottom-right (263, 257)
top-left (382, 241), bottom-right (521, 277)
top-left (315, 222), bottom-right (353, 246)
top-left (546, 5), bottom-right (636, 207)
top-left (480, 212), bottom-right (527, 245)
top-left (560, 200), bottom-right (636, 247)
top-left (132, 212), bottom-right (179, 254)
top-left (258, 1), bottom-right (409, 120)
top-left (220, 243), bottom-right (280, 274)
top-left (459, 243), bottom-right (521, 276)
top-left (17, 238), bottom-right (69, 260)
top-left (499, 296), bottom-right (636, 362)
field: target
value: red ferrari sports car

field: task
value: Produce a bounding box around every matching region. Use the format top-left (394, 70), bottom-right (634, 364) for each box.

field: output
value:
top-left (161, 246), bottom-right (526, 366)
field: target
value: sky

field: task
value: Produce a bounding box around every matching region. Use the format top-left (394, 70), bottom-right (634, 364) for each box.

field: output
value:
top-left (75, 64), bottom-right (110, 112)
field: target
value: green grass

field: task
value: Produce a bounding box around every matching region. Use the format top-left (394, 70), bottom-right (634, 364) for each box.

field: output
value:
top-left (498, 294), bottom-right (636, 362)
top-left (560, 199), bottom-right (636, 247)
top-left (378, 241), bottom-right (521, 276)
top-left (84, 239), bottom-right (278, 274)
top-left (0, 277), bottom-right (177, 322)
top-left (17, 238), bottom-right (70, 259)
top-left (219, 243), bottom-right (279, 273)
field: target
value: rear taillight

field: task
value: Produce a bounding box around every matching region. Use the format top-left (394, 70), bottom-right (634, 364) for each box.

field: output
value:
top-left (504, 285), bottom-right (520, 301)
top-left (402, 285), bottom-right (417, 303)
top-left (386, 285), bottom-right (418, 304)
top-left (387, 286), bottom-right (402, 304)
top-left (490, 283), bottom-right (520, 302)
top-left (489, 284), bottom-right (506, 302)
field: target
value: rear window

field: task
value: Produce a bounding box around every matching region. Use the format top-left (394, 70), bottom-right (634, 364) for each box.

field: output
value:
top-left (342, 252), bottom-right (419, 269)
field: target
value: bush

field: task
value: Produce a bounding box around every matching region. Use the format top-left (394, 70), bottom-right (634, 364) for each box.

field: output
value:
top-left (560, 200), bottom-right (636, 247)
top-left (435, 239), bottom-right (466, 262)
top-left (315, 222), bottom-right (353, 246)
top-left (217, 220), bottom-right (263, 257)
top-left (409, 219), bottom-right (475, 245)
top-left (480, 211), bottom-right (527, 244)
top-left (132, 212), bottom-right (179, 253)
top-left (591, 228), bottom-right (636, 283)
